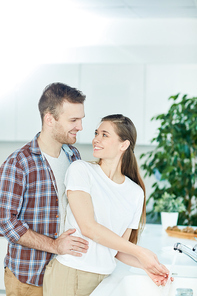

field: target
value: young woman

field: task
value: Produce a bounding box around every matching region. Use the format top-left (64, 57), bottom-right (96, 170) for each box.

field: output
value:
top-left (43, 114), bottom-right (170, 296)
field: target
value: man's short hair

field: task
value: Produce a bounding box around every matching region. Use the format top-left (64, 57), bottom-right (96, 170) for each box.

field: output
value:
top-left (38, 82), bottom-right (86, 123)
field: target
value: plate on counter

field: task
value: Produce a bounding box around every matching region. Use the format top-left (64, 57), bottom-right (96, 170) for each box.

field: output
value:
top-left (166, 229), bottom-right (197, 240)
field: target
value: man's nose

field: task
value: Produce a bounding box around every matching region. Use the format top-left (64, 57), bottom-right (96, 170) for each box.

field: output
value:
top-left (76, 120), bottom-right (83, 131)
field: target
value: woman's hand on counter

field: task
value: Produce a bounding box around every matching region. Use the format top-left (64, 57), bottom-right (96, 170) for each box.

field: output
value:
top-left (144, 266), bottom-right (174, 286)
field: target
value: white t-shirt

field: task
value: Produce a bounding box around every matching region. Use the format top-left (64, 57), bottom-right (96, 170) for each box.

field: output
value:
top-left (43, 149), bottom-right (70, 235)
top-left (57, 160), bottom-right (144, 274)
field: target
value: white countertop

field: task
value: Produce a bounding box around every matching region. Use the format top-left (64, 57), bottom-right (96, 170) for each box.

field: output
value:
top-left (137, 223), bottom-right (197, 266)
top-left (90, 223), bottom-right (197, 296)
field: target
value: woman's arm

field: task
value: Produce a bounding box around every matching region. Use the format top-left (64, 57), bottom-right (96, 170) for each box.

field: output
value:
top-left (115, 229), bottom-right (170, 286)
top-left (67, 190), bottom-right (169, 276)
top-left (115, 228), bottom-right (143, 269)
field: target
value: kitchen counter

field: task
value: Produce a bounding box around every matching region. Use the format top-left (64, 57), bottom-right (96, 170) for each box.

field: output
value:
top-left (90, 223), bottom-right (197, 296)
top-left (0, 224), bottom-right (196, 294)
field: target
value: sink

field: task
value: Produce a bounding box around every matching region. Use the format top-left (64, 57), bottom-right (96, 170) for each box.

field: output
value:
top-left (109, 275), bottom-right (197, 296)
top-left (91, 264), bottom-right (197, 296)
top-left (165, 264), bottom-right (197, 278)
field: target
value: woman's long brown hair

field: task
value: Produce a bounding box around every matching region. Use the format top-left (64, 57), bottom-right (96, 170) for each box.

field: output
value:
top-left (100, 114), bottom-right (146, 244)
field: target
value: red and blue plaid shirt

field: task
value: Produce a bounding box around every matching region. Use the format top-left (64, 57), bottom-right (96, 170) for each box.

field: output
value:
top-left (0, 133), bottom-right (80, 286)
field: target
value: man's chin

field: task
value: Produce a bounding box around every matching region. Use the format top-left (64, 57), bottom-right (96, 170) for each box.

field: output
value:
top-left (68, 137), bottom-right (77, 145)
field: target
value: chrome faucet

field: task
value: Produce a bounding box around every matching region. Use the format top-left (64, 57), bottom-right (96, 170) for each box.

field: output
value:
top-left (174, 242), bottom-right (197, 263)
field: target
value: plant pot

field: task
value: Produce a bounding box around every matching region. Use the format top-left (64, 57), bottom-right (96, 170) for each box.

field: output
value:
top-left (161, 212), bottom-right (179, 230)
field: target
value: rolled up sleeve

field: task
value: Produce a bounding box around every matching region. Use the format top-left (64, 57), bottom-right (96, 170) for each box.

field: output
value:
top-left (0, 157), bottom-right (29, 243)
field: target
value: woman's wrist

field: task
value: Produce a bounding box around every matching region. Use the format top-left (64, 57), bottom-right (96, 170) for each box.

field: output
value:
top-left (128, 241), bottom-right (142, 257)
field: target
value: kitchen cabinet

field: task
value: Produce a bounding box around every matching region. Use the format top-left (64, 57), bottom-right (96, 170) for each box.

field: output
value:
top-left (0, 64), bottom-right (80, 142)
top-left (144, 64), bottom-right (197, 144)
top-left (15, 64), bottom-right (80, 141)
top-left (0, 92), bottom-right (16, 141)
top-left (0, 63), bottom-right (197, 144)
top-left (78, 64), bottom-right (145, 144)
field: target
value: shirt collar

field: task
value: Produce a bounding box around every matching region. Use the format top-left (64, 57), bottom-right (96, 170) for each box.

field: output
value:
top-left (29, 132), bottom-right (42, 155)
top-left (29, 133), bottom-right (74, 158)
top-left (62, 144), bottom-right (74, 157)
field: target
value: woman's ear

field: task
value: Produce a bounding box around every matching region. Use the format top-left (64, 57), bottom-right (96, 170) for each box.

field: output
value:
top-left (120, 140), bottom-right (130, 152)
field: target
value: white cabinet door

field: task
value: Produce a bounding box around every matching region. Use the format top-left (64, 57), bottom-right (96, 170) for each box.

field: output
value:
top-left (78, 64), bottom-right (145, 145)
top-left (144, 64), bottom-right (197, 144)
top-left (2, 63), bottom-right (196, 144)
top-left (0, 92), bottom-right (16, 141)
top-left (15, 64), bottom-right (80, 141)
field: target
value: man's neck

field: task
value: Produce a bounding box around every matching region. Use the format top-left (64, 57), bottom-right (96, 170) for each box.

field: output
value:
top-left (37, 132), bottom-right (62, 158)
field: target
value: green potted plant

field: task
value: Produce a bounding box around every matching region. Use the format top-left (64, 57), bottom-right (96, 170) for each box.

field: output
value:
top-left (140, 93), bottom-right (197, 225)
top-left (154, 192), bottom-right (186, 230)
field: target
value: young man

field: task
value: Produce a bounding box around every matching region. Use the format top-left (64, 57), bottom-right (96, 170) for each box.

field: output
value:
top-left (0, 83), bottom-right (89, 296)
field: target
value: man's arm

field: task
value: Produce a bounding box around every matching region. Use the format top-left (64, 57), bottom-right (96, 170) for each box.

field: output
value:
top-left (0, 157), bottom-right (88, 256)
top-left (17, 228), bottom-right (89, 256)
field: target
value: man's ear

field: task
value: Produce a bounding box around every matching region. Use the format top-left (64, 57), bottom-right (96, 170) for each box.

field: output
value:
top-left (120, 140), bottom-right (130, 152)
top-left (44, 113), bottom-right (54, 127)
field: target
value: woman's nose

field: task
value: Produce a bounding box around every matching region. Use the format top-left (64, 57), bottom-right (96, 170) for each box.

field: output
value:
top-left (93, 136), bottom-right (100, 144)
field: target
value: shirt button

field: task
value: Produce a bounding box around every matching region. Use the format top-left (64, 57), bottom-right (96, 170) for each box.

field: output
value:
top-left (56, 215), bottom-right (59, 218)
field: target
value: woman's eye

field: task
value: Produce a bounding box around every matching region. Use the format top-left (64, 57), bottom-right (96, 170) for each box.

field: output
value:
top-left (103, 133), bottom-right (107, 137)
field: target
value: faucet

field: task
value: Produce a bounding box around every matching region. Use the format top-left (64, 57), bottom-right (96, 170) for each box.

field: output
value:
top-left (174, 242), bottom-right (197, 263)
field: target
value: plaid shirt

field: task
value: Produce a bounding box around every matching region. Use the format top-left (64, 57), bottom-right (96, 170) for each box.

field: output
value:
top-left (0, 133), bottom-right (80, 286)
